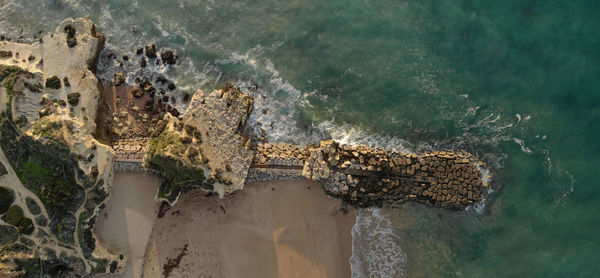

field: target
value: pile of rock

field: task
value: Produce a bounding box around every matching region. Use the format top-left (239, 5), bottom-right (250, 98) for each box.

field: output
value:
top-left (301, 140), bottom-right (487, 209)
top-left (252, 142), bottom-right (307, 167)
top-left (112, 138), bottom-right (150, 160)
top-left (246, 167), bottom-right (306, 182)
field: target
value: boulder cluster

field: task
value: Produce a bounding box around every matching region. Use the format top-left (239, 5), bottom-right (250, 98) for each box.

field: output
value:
top-left (253, 142), bottom-right (307, 167)
top-left (111, 138), bottom-right (150, 160)
top-left (302, 140), bottom-right (487, 209)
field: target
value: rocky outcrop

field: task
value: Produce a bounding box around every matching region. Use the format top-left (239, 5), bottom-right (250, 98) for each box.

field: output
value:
top-left (0, 18), bottom-right (123, 277)
top-left (178, 84), bottom-right (255, 197)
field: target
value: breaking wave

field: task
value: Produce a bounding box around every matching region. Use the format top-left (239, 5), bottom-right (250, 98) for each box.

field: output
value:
top-left (350, 208), bottom-right (407, 278)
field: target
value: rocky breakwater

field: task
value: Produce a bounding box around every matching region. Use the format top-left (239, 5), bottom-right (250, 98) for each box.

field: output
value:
top-left (0, 18), bottom-right (126, 277)
top-left (247, 142), bottom-right (308, 182)
top-left (143, 84), bottom-right (255, 203)
top-left (302, 140), bottom-right (489, 209)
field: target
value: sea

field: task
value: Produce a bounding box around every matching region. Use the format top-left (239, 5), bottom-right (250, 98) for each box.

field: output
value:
top-left (1, 0), bottom-right (598, 277)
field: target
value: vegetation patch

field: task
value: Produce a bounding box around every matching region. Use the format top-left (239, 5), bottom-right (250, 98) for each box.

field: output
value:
top-left (0, 186), bottom-right (13, 214)
top-left (24, 81), bottom-right (42, 93)
top-left (45, 76), bottom-right (61, 89)
top-left (146, 129), bottom-right (205, 202)
top-left (25, 197), bottom-right (41, 215)
top-left (50, 213), bottom-right (76, 244)
top-left (0, 50), bottom-right (12, 58)
top-left (2, 205), bottom-right (34, 235)
top-left (0, 225), bottom-right (18, 246)
top-left (1, 65), bottom-right (27, 120)
top-left (31, 118), bottom-right (73, 145)
top-left (67, 92), bottom-right (81, 106)
top-left (0, 117), bottom-right (84, 219)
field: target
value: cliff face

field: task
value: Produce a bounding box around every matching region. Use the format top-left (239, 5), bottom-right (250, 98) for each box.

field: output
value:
top-left (0, 18), bottom-right (123, 277)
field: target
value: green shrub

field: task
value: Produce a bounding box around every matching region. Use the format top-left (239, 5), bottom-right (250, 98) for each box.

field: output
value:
top-left (2, 205), bottom-right (23, 225)
top-left (146, 130), bottom-right (205, 202)
top-left (45, 76), bottom-right (61, 89)
top-left (25, 197), bottom-right (41, 215)
top-left (67, 92), bottom-right (80, 106)
top-left (0, 187), bottom-right (13, 214)
top-left (2, 205), bottom-right (34, 235)
top-left (0, 118), bottom-right (84, 218)
top-left (23, 82), bottom-right (42, 93)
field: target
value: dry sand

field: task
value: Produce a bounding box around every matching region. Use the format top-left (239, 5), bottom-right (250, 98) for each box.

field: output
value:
top-left (143, 179), bottom-right (355, 278)
top-left (94, 172), bottom-right (160, 278)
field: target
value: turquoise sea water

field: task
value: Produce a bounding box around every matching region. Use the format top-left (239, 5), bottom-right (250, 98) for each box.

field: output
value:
top-left (2, 0), bottom-right (599, 277)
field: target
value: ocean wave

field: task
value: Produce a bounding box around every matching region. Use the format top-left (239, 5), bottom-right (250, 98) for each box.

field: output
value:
top-left (351, 208), bottom-right (407, 278)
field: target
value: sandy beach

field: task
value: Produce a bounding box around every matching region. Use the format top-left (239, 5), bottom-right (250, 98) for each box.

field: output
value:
top-left (94, 172), bottom-right (161, 278)
top-left (142, 179), bottom-right (355, 278)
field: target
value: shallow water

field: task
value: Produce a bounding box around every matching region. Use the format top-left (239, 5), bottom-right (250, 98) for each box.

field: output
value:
top-left (2, 0), bottom-right (599, 277)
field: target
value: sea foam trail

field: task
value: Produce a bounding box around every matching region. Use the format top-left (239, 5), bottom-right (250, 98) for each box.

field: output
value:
top-left (351, 208), bottom-right (407, 278)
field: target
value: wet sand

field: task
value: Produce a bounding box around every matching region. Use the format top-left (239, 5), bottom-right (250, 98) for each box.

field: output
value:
top-left (143, 179), bottom-right (355, 278)
top-left (94, 172), bottom-right (160, 278)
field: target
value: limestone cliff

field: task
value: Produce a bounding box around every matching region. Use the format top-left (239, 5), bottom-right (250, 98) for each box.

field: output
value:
top-left (0, 18), bottom-right (123, 277)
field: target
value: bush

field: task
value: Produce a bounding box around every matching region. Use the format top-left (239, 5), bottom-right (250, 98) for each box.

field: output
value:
top-left (0, 187), bottom-right (13, 214)
top-left (2, 205), bottom-right (34, 235)
top-left (146, 130), bottom-right (205, 202)
top-left (45, 76), bottom-right (61, 89)
top-left (67, 92), bottom-right (81, 106)
top-left (0, 50), bottom-right (12, 58)
top-left (25, 197), bottom-right (41, 215)
top-left (3, 205), bottom-right (24, 225)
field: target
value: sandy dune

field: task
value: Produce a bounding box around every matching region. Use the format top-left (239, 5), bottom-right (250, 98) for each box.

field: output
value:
top-left (143, 179), bottom-right (355, 278)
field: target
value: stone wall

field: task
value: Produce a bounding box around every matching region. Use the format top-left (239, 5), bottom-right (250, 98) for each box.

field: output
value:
top-left (111, 137), bottom-right (149, 160)
top-left (252, 142), bottom-right (307, 167)
top-left (303, 140), bottom-right (488, 210)
top-left (250, 140), bottom-right (489, 210)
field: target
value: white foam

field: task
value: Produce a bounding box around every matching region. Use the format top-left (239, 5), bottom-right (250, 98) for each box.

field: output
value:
top-left (350, 208), bottom-right (407, 278)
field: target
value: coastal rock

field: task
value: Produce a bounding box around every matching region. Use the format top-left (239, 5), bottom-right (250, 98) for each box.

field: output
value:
top-left (177, 84), bottom-right (254, 197)
top-left (114, 71), bottom-right (126, 86)
top-left (161, 50), bottom-right (177, 65)
top-left (145, 44), bottom-right (157, 58)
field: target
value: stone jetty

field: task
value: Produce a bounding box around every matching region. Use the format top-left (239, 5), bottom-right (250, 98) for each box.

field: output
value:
top-left (250, 140), bottom-right (488, 210)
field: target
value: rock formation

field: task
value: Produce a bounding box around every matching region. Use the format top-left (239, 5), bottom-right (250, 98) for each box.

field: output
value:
top-left (0, 18), bottom-right (124, 277)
